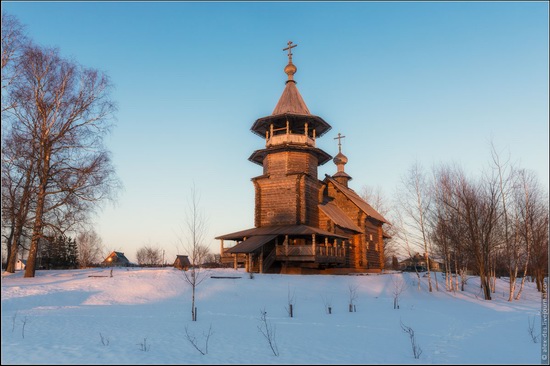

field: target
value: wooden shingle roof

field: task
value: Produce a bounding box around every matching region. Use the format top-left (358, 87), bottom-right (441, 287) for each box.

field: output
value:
top-left (174, 255), bottom-right (191, 266)
top-left (324, 175), bottom-right (390, 224)
top-left (226, 235), bottom-right (278, 254)
top-left (319, 201), bottom-right (363, 233)
top-left (215, 224), bottom-right (349, 241)
top-left (272, 81), bottom-right (310, 115)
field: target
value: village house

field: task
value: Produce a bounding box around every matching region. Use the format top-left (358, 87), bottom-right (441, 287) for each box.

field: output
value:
top-left (102, 251), bottom-right (130, 267)
top-left (400, 252), bottom-right (444, 272)
top-left (216, 42), bottom-right (390, 274)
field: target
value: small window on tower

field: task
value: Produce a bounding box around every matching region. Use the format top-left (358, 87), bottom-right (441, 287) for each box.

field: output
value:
top-left (369, 234), bottom-right (373, 241)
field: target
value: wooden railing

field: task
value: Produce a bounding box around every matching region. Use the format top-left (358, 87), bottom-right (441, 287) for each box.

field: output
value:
top-left (267, 134), bottom-right (315, 147)
top-left (276, 244), bottom-right (345, 263)
top-left (316, 246), bottom-right (345, 257)
top-left (276, 245), bottom-right (314, 256)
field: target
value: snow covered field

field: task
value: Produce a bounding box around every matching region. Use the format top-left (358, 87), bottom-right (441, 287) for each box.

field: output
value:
top-left (1, 267), bottom-right (545, 364)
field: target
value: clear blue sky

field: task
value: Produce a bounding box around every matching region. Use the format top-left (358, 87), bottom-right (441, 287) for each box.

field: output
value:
top-left (4, 1), bottom-right (548, 263)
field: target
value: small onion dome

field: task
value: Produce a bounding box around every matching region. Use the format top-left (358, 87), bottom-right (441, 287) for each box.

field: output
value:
top-left (285, 62), bottom-right (297, 81)
top-left (333, 152), bottom-right (348, 165)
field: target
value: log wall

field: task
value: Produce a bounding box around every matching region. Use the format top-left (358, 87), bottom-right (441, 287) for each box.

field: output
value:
top-left (255, 150), bottom-right (320, 227)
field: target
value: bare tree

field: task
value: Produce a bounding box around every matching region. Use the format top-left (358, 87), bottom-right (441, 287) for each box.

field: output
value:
top-left (258, 308), bottom-right (279, 357)
top-left (321, 295), bottom-right (333, 314)
top-left (431, 164), bottom-right (473, 292)
top-left (430, 166), bottom-right (462, 291)
top-left (396, 162), bottom-right (433, 292)
top-left (440, 166), bottom-right (501, 300)
top-left (393, 209), bottom-right (421, 290)
top-left (286, 285), bottom-right (296, 317)
top-left (528, 201), bottom-right (549, 295)
top-left (1, 12), bottom-right (28, 114)
top-left (136, 245), bottom-right (163, 267)
top-left (527, 316), bottom-right (539, 343)
top-left (392, 275), bottom-right (407, 309)
top-left (4, 44), bottom-right (119, 278)
top-left (2, 13), bottom-right (35, 273)
top-left (490, 143), bottom-right (521, 301)
top-left (348, 283), bottom-right (358, 312)
top-left (400, 320), bottom-right (422, 359)
top-left (179, 184), bottom-right (209, 321)
top-left (184, 324), bottom-right (213, 355)
top-left (515, 169), bottom-right (548, 298)
top-left (2, 130), bottom-right (36, 273)
top-left (76, 229), bottom-right (104, 268)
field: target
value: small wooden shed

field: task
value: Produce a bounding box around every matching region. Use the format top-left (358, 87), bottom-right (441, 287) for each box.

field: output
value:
top-left (173, 255), bottom-right (191, 270)
top-left (102, 251), bottom-right (130, 267)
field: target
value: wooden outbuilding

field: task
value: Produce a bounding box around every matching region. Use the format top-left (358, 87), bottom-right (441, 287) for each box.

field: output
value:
top-left (217, 42), bottom-right (390, 274)
top-left (102, 251), bottom-right (130, 267)
top-left (173, 255), bottom-right (191, 270)
top-left (15, 259), bottom-right (26, 271)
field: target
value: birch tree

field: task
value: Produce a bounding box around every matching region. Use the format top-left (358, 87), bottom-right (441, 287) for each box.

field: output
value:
top-left (442, 167), bottom-right (501, 300)
top-left (490, 144), bottom-right (520, 301)
top-left (1, 12), bottom-right (33, 273)
top-left (396, 162), bottom-right (433, 292)
top-left (179, 184), bottom-right (209, 321)
top-left (76, 229), bottom-right (104, 268)
top-left (2, 12), bottom-right (28, 114)
top-left (5, 44), bottom-right (118, 278)
top-left (515, 169), bottom-right (548, 298)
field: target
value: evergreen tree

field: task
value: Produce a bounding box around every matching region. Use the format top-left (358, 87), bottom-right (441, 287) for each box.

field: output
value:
top-left (66, 237), bottom-right (79, 269)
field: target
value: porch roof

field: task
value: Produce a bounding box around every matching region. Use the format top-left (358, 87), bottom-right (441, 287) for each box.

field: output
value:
top-left (226, 235), bottom-right (277, 254)
top-left (215, 224), bottom-right (349, 241)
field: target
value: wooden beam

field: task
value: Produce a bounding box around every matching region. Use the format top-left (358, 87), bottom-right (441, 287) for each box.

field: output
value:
top-left (260, 246), bottom-right (264, 274)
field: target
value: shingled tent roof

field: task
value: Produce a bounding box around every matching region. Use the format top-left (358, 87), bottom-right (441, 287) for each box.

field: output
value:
top-left (250, 55), bottom-right (331, 138)
top-left (272, 80), bottom-right (310, 115)
top-left (324, 175), bottom-right (390, 225)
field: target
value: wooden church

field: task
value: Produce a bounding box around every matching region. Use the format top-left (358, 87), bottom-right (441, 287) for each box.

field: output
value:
top-left (217, 42), bottom-right (389, 274)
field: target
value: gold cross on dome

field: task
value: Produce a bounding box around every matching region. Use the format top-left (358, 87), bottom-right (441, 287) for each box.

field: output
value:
top-left (334, 133), bottom-right (346, 153)
top-left (283, 41), bottom-right (297, 62)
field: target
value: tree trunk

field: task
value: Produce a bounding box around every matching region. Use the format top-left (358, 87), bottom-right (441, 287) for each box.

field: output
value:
top-left (480, 271), bottom-right (492, 300)
top-left (24, 158), bottom-right (48, 278)
top-left (24, 191), bottom-right (45, 278)
top-left (4, 223), bottom-right (16, 273)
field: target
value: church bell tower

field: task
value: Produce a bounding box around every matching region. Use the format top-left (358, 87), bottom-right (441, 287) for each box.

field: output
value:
top-left (249, 41), bottom-right (332, 228)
